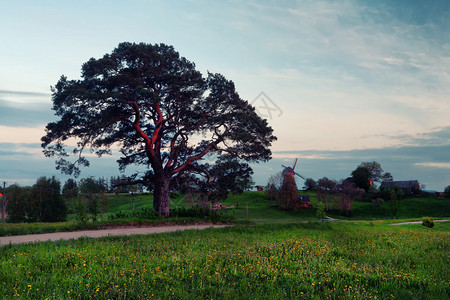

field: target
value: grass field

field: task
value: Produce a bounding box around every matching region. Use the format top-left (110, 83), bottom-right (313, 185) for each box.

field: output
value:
top-left (0, 191), bottom-right (449, 298)
top-left (1, 221), bottom-right (448, 299)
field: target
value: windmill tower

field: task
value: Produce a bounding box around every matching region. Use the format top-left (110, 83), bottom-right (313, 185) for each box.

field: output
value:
top-left (279, 159), bottom-right (305, 209)
top-left (282, 158), bottom-right (305, 185)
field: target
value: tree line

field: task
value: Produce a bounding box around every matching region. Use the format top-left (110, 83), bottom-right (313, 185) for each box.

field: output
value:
top-left (266, 161), bottom-right (436, 217)
top-left (4, 157), bottom-right (255, 223)
top-left (3, 175), bottom-right (144, 223)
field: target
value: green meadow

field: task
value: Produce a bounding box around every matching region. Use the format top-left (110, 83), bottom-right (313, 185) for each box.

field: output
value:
top-left (1, 222), bottom-right (449, 299)
top-left (0, 192), bottom-right (449, 299)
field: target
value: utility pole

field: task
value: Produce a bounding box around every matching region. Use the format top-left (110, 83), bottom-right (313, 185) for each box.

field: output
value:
top-left (1, 181), bottom-right (5, 223)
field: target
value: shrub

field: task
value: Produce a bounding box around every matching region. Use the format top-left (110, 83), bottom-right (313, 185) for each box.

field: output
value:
top-left (371, 198), bottom-right (384, 207)
top-left (316, 202), bottom-right (326, 221)
top-left (75, 199), bottom-right (88, 225)
top-left (29, 176), bottom-right (67, 222)
top-left (422, 217), bottom-right (434, 228)
top-left (444, 185), bottom-right (450, 198)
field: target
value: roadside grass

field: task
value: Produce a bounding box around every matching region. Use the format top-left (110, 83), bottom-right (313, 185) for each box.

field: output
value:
top-left (331, 196), bottom-right (450, 220)
top-left (219, 191), bottom-right (318, 222)
top-left (392, 220), bottom-right (450, 232)
top-left (0, 221), bottom-right (448, 299)
top-left (1, 191), bottom-right (448, 236)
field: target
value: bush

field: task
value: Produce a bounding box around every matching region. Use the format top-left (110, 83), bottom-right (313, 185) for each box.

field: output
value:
top-left (444, 185), bottom-right (450, 198)
top-left (422, 217), bottom-right (434, 228)
top-left (107, 206), bottom-right (229, 221)
top-left (316, 202), bottom-right (326, 221)
top-left (75, 199), bottom-right (88, 225)
top-left (371, 198), bottom-right (384, 207)
top-left (29, 176), bottom-right (67, 222)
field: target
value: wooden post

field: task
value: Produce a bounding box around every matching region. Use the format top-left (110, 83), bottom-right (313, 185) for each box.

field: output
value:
top-left (1, 182), bottom-right (5, 223)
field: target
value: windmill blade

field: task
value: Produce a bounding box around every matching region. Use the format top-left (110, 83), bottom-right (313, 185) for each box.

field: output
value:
top-left (293, 158), bottom-right (298, 170)
top-left (293, 171), bottom-right (305, 179)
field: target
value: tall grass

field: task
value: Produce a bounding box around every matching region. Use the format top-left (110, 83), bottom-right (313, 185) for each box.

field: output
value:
top-left (0, 222), bottom-right (448, 299)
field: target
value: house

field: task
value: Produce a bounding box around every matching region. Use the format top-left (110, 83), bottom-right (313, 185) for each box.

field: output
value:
top-left (299, 195), bottom-right (310, 207)
top-left (380, 180), bottom-right (420, 195)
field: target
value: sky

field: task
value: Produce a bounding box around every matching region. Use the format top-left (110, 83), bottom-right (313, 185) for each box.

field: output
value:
top-left (1, 0), bottom-right (449, 191)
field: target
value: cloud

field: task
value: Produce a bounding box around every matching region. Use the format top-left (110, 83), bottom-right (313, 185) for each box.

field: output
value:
top-left (0, 90), bottom-right (51, 97)
top-left (0, 142), bottom-right (141, 187)
top-left (261, 126), bottom-right (450, 190)
top-left (0, 126), bottom-right (46, 143)
top-left (247, 1), bottom-right (450, 93)
top-left (414, 162), bottom-right (450, 169)
top-left (0, 90), bottom-right (54, 127)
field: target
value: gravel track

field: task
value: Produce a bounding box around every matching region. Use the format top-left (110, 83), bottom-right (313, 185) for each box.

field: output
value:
top-left (390, 219), bottom-right (449, 225)
top-left (0, 224), bottom-right (230, 246)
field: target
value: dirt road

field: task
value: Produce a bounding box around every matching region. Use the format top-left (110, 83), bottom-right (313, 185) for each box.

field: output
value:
top-left (0, 224), bottom-right (231, 246)
top-left (390, 220), bottom-right (449, 225)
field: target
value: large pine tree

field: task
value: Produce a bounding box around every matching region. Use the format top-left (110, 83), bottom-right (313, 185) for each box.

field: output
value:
top-left (42, 42), bottom-right (276, 217)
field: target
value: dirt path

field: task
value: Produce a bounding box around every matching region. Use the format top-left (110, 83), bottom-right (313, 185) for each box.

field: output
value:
top-left (390, 220), bottom-right (449, 225)
top-left (0, 224), bottom-right (231, 246)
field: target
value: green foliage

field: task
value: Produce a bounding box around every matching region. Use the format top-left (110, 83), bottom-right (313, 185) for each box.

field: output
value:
top-left (178, 154), bottom-right (255, 203)
top-left (422, 217), bottom-right (434, 228)
top-left (390, 189), bottom-right (398, 219)
top-left (5, 184), bottom-right (31, 223)
top-left (2, 191), bottom-right (448, 237)
top-left (29, 177), bottom-right (67, 222)
top-left (304, 178), bottom-right (318, 191)
top-left (265, 172), bottom-right (282, 205)
top-left (444, 185), bottom-right (450, 198)
top-left (328, 195), bottom-right (450, 220)
top-left (0, 222), bottom-right (448, 299)
top-left (316, 202), bottom-right (326, 221)
top-left (62, 178), bottom-right (78, 200)
top-left (351, 166), bottom-right (372, 192)
top-left (79, 178), bottom-right (103, 222)
top-left (74, 198), bottom-right (87, 225)
top-left (317, 177), bottom-right (337, 211)
top-left (108, 206), bottom-right (227, 222)
top-left (358, 161), bottom-right (392, 184)
top-left (41, 42), bottom-right (276, 217)
top-left (371, 198), bottom-right (384, 207)
top-left (337, 183), bottom-right (363, 216)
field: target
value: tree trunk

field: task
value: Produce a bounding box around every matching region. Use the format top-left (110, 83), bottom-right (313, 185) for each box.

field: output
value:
top-left (153, 177), bottom-right (171, 217)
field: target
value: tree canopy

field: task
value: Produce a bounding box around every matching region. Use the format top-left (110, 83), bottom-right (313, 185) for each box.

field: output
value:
top-left (351, 166), bottom-right (372, 192)
top-left (351, 161), bottom-right (392, 192)
top-left (41, 42), bottom-right (276, 217)
top-left (358, 161), bottom-right (392, 184)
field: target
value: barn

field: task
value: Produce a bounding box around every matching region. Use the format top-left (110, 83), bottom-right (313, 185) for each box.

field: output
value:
top-left (380, 180), bottom-right (420, 195)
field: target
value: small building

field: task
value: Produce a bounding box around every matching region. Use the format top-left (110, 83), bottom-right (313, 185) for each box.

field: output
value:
top-left (380, 180), bottom-right (420, 195)
top-left (299, 195), bottom-right (310, 207)
top-left (256, 185), bottom-right (265, 191)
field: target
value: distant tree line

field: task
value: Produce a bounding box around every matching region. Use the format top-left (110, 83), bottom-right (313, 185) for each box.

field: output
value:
top-left (4, 164), bottom-right (254, 223)
top-left (4, 175), bottom-right (147, 223)
top-left (303, 161), bottom-right (407, 217)
top-left (62, 175), bottom-right (147, 196)
top-left (6, 176), bottom-right (67, 223)
top-left (266, 161), bottom-right (433, 217)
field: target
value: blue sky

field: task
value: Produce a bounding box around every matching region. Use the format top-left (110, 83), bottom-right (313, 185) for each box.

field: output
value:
top-left (1, 0), bottom-right (449, 191)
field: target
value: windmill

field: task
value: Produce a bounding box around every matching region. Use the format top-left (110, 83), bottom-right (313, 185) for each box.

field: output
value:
top-left (282, 158), bottom-right (305, 180)
top-left (281, 158), bottom-right (309, 208)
